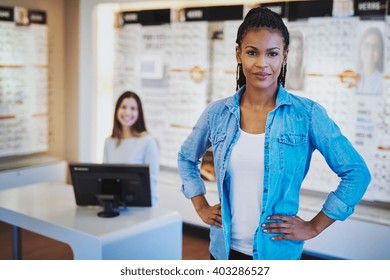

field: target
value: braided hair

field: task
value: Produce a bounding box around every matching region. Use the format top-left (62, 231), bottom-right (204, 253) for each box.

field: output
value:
top-left (235, 7), bottom-right (289, 90)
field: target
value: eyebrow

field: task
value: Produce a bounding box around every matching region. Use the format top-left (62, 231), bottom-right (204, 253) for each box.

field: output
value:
top-left (245, 45), bottom-right (281, 51)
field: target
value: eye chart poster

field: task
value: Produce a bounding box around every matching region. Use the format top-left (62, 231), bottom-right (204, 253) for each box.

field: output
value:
top-left (0, 7), bottom-right (48, 157)
top-left (209, 20), bottom-right (241, 103)
top-left (112, 23), bottom-right (142, 100)
top-left (163, 21), bottom-right (209, 167)
top-left (138, 24), bottom-right (172, 166)
top-left (289, 17), bottom-right (390, 203)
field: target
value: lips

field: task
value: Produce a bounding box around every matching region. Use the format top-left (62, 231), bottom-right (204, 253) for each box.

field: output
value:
top-left (120, 117), bottom-right (134, 126)
top-left (254, 72), bottom-right (271, 80)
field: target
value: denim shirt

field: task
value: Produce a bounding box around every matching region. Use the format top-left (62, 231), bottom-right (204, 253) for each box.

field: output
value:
top-left (178, 85), bottom-right (371, 260)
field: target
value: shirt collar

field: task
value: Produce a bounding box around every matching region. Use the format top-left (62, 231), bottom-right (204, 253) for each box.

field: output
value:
top-left (225, 84), bottom-right (292, 113)
top-left (275, 85), bottom-right (292, 108)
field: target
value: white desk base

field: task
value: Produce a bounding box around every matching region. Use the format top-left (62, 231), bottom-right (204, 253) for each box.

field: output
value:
top-left (0, 183), bottom-right (182, 260)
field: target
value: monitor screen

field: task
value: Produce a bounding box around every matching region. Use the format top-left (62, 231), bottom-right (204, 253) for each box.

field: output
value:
top-left (69, 163), bottom-right (152, 215)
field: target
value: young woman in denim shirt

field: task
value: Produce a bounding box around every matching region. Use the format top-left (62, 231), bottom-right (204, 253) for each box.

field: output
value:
top-left (178, 7), bottom-right (371, 260)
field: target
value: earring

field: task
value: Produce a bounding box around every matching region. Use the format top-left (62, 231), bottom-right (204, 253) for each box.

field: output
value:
top-left (280, 64), bottom-right (287, 86)
top-left (236, 63), bottom-right (242, 90)
top-left (236, 64), bottom-right (241, 82)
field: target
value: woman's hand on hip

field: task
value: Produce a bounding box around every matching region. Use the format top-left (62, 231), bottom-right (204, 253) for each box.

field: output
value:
top-left (261, 212), bottom-right (334, 241)
top-left (261, 215), bottom-right (317, 241)
top-left (197, 203), bottom-right (222, 228)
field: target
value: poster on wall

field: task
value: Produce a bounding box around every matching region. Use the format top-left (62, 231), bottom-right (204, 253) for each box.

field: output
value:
top-left (367, 16), bottom-right (390, 202)
top-left (161, 21), bottom-right (209, 168)
top-left (0, 7), bottom-right (48, 157)
top-left (138, 24), bottom-right (171, 164)
top-left (287, 16), bottom-right (390, 203)
top-left (285, 21), bottom-right (310, 94)
top-left (209, 20), bottom-right (241, 102)
top-left (113, 23), bottom-right (142, 100)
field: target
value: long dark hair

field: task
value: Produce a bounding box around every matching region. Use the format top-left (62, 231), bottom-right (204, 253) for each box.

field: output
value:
top-left (111, 91), bottom-right (147, 147)
top-left (235, 7), bottom-right (289, 90)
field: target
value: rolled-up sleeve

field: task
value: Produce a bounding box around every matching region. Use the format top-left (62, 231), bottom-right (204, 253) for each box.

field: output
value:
top-left (178, 106), bottom-right (212, 199)
top-left (309, 102), bottom-right (371, 221)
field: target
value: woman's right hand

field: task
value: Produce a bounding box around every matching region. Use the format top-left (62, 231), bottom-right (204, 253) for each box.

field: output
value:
top-left (197, 203), bottom-right (222, 228)
top-left (191, 195), bottom-right (222, 228)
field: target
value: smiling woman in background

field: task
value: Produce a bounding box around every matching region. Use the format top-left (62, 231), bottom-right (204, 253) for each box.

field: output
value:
top-left (103, 91), bottom-right (159, 206)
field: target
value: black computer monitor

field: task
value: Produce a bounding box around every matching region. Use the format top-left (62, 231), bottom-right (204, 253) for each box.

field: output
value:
top-left (69, 163), bottom-right (151, 218)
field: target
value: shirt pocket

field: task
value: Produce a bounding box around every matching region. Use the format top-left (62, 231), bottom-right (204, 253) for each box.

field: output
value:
top-left (211, 132), bottom-right (226, 145)
top-left (210, 132), bottom-right (227, 169)
top-left (277, 134), bottom-right (308, 173)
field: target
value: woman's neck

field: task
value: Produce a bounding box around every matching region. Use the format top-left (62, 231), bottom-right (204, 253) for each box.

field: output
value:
top-left (121, 129), bottom-right (145, 139)
top-left (241, 86), bottom-right (277, 111)
top-left (122, 129), bottom-right (134, 139)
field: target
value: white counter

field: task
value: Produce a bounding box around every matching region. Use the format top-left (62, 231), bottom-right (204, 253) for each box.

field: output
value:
top-left (0, 182), bottom-right (182, 260)
top-left (0, 156), bottom-right (67, 190)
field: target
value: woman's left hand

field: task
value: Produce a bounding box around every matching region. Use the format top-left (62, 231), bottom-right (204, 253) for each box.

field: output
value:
top-left (261, 215), bottom-right (318, 241)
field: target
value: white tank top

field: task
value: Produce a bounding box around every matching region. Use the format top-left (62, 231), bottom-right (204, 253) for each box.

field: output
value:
top-left (227, 128), bottom-right (265, 256)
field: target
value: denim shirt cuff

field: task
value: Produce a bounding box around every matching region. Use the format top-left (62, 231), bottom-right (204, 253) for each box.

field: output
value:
top-left (181, 182), bottom-right (206, 199)
top-left (322, 191), bottom-right (354, 221)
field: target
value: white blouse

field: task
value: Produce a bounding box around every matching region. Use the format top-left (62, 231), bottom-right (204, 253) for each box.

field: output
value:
top-left (103, 134), bottom-right (159, 206)
top-left (227, 128), bottom-right (265, 256)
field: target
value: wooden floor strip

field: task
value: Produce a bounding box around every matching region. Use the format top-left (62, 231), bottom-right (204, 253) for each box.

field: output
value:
top-left (0, 221), bottom-right (210, 260)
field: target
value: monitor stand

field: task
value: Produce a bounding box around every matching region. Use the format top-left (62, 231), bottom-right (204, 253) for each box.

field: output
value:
top-left (96, 194), bottom-right (120, 218)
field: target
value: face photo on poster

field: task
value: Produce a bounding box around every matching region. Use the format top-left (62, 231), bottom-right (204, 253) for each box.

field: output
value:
top-left (14, 7), bottom-right (29, 25)
top-left (356, 22), bottom-right (385, 96)
top-left (285, 29), bottom-right (305, 91)
top-left (332, 0), bottom-right (354, 17)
